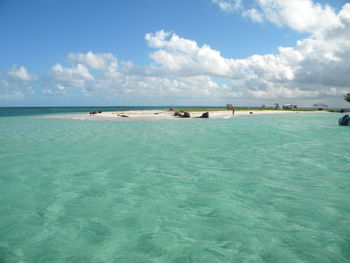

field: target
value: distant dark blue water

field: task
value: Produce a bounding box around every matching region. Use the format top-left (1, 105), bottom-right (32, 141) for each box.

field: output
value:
top-left (0, 107), bottom-right (164, 117)
top-left (0, 106), bottom-right (228, 117)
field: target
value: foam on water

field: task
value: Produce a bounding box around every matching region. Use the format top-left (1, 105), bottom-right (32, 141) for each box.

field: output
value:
top-left (0, 113), bottom-right (349, 262)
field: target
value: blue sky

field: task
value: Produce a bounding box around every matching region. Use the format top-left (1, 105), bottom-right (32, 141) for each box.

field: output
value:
top-left (0, 0), bottom-right (350, 106)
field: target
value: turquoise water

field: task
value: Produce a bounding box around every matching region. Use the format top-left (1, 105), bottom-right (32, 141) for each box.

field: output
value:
top-left (0, 113), bottom-right (349, 262)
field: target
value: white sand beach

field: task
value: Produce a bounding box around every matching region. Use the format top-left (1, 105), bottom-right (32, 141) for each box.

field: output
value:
top-left (43, 109), bottom-right (327, 122)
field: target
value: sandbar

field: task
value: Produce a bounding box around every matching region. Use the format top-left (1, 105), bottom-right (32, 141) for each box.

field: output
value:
top-left (42, 109), bottom-right (326, 122)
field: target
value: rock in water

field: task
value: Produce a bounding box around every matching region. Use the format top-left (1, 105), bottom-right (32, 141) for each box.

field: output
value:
top-left (339, 114), bottom-right (350, 126)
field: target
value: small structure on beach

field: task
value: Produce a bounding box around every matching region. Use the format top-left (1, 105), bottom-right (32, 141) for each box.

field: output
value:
top-left (313, 103), bottom-right (328, 110)
top-left (283, 104), bottom-right (297, 110)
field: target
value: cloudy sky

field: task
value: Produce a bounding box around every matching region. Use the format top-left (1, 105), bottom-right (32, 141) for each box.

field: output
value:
top-left (0, 0), bottom-right (350, 107)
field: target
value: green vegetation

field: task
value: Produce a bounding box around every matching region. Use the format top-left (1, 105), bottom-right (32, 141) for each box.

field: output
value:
top-left (278, 108), bottom-right (314, 111)
top-left (327, 94), bottom-right (350, 112)
top-left (171, 107), bottom-right (315, 112)
top-left (236, 107), bottom-right (273, 111)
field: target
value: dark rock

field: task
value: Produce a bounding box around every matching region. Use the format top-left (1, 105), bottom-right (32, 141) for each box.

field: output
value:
top-left (182, 112), bottom-right (190, 118)
top-left (90, 111), bottom-right (97, 114)
top-left (250, 112), bottom-right (253, 114)
top-left (98, 111), bottom-right (102, 113)
top-left (200, 112), bottom-right (209, 118)
top-left (339, 114), bottom-right (350, 126)
top-left (174, 111), bottom-right (190, 118)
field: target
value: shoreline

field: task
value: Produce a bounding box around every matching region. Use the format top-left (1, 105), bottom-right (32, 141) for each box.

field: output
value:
top-left (41, 109), bottom-right (328, 122)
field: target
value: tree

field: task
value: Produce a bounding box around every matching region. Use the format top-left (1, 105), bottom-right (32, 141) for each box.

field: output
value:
top-left (345, 93), bottom-right (350, 103)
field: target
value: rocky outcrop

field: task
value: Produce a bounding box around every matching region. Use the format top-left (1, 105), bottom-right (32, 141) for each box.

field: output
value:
top-left (339, 114), bottom-right (350, 126)
top-left (182, 112), bottom-right (190, 118)
top-left (199, 112), bottom-right (209, 118)
top-left (174, 111), bottom-right (190, 118)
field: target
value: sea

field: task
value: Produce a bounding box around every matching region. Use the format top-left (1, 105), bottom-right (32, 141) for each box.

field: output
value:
top-left (0, 107), bottom-right (349, 262)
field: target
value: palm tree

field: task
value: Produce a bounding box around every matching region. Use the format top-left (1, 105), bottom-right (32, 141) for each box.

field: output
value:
top-left (344, 93), bottom-right (350, 102)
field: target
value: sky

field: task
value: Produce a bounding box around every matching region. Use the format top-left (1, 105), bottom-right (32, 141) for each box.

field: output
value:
top-left (0, 0), bottom-right (350, 107)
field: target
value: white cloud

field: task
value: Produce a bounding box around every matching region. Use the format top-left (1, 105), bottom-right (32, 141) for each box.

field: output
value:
top-left (41, 49), bottom-right (243, 99)
top-left (211, 0), bottom-right (243, 11)
top-left (0, 66), bottom-right (36, 101)
top-left (0, 79), bottom-right (22, 101)
top-left (145, 31), bottom-right (237, 77)
top-left (43, 84), bottom-right (68, 96)
top-left (255, 0), bottom-right (341, 34)
top-left (7, 66), bottom-right (37, 81)
top-left (145, 30), bottom-right (199, 53)
top-left (142, 25), bottom-right (350, 100)
top-left (67, 51), bottom-right (117, 70)
top-left (0, 91), bottom-right (25, 101)
top-left (50, 63), bottom-right (94, 88)
top-left (213, 0), bottom-right (342, 35)
top-left (242, 8), bottom-right (263, 23)
top-left (209, 1), bottom-right (350, 102)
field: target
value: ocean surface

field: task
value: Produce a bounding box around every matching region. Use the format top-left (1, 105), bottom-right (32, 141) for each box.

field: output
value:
top-left (0, 108), bottom-right (349, 262)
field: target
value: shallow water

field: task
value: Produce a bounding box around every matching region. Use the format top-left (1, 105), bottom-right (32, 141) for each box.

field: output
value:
top-left (0, 113), bottom-right (349, 262)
